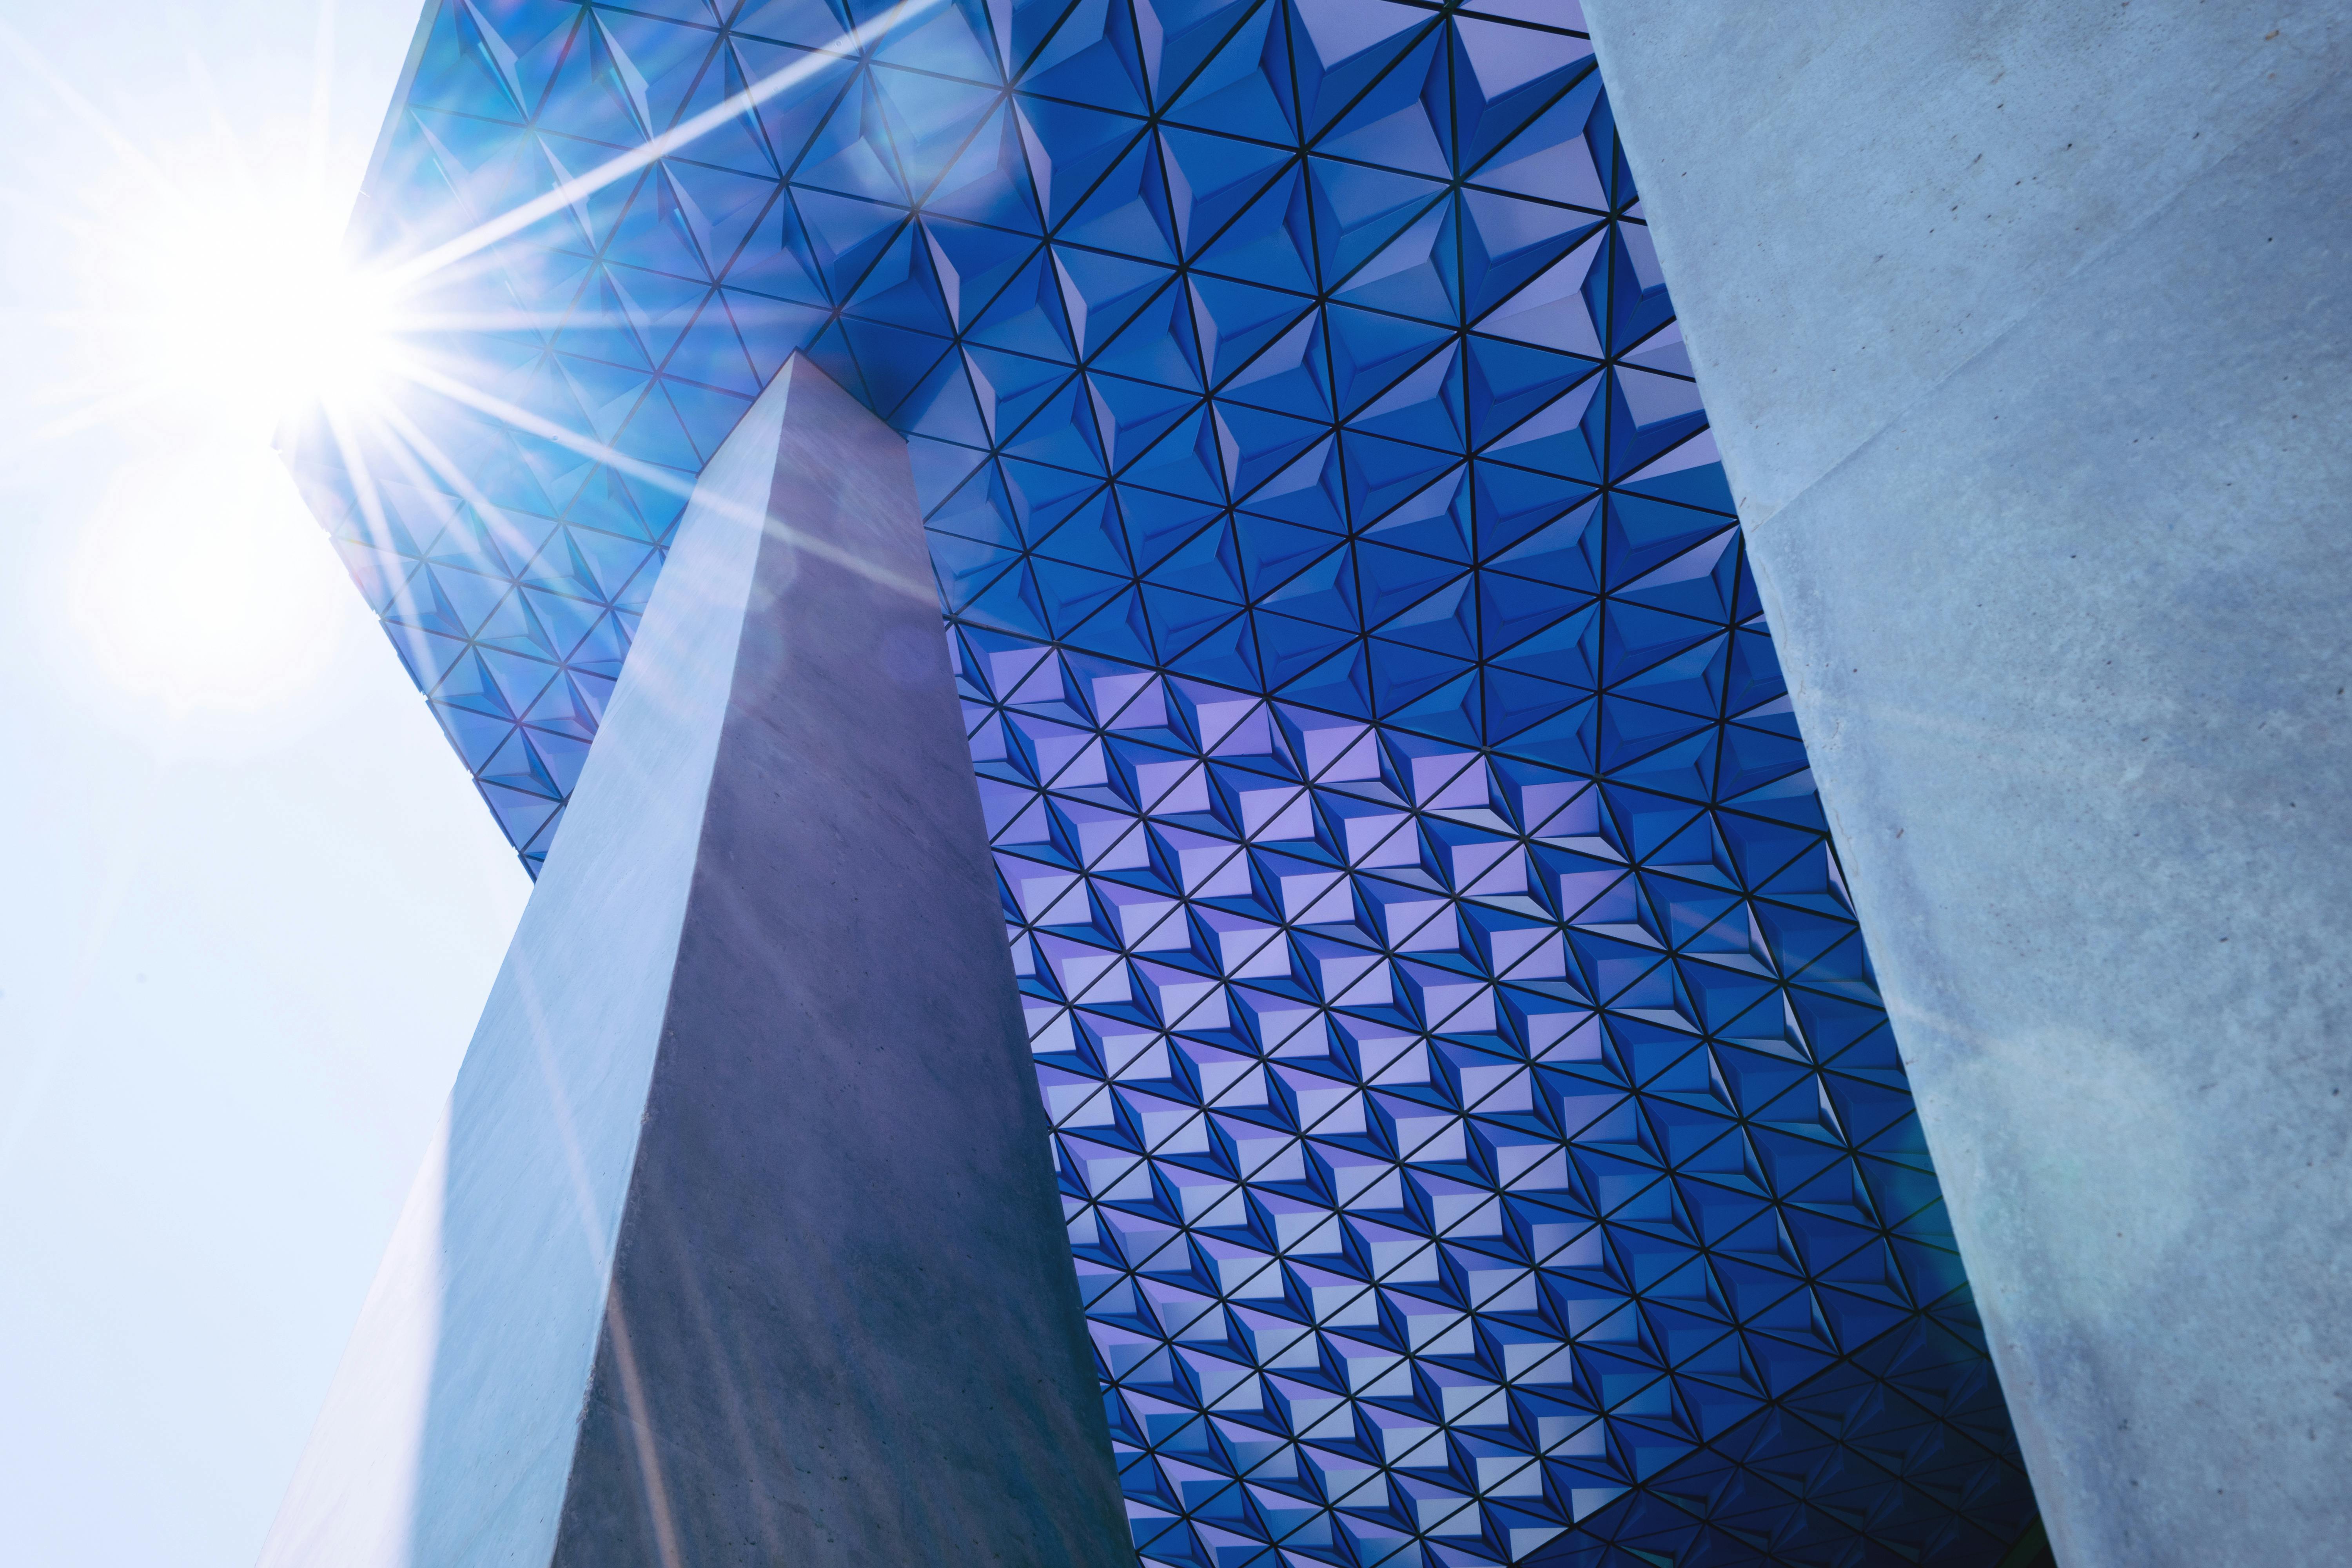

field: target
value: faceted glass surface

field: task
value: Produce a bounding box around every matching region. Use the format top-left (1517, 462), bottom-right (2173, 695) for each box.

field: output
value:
top-left (287, 2), bottom-right (2042, 1562)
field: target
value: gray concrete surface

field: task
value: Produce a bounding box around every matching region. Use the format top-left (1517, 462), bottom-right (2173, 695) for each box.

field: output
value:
top-left (1582, 6), bottom-right (2352, 1566)
top-left (258, 358), bottom-right (1127, 1567)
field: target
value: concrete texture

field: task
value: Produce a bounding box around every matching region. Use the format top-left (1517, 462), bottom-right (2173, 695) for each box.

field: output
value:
top-left (1583, 6), bottom-right (2352, 1566)
top-left (259, 358), bottom-right (1128, 1567)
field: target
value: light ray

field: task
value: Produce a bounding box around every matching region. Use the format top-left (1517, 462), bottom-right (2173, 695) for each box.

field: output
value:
top-left (0, 15), bottom-right (175, 197)
top-left (22, 378), bottom-right (178, 448)
top-left (371, 403), bottom-right (530, 548)
top-left (397, 359), bottom-right (936, 605)
top-left (385, 0), bottom-right (950, 289)
top-left (319, 398), bottom-right (419, 647)
top-left (370, 398), bottom-right (566, 634)
top-left (303, 0), bottom-right (338, 202)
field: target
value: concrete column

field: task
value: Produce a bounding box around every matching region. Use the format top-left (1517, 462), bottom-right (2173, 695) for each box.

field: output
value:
top-left (1579, 7), bottom-right (2352, 1565)
top-left (258, 357), bottom-right (1129, 1568)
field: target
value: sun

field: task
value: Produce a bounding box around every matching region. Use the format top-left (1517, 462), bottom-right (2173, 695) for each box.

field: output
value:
top-left (96, 181), bottom-right (406, 429)
top-left (53, 165), bottom-right (415, 711)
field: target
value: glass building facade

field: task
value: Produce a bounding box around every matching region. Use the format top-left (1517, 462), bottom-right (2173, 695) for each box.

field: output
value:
top-left (287, 1), bottom-right (2042, 1561)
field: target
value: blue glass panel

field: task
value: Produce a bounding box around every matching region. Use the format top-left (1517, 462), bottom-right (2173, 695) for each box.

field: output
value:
top-left (290, 2), bottom-right (2042, 1562)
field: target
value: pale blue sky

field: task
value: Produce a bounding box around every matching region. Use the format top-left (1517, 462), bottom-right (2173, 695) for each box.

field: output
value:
top-left (0, 4), bottom-right (532, 1564)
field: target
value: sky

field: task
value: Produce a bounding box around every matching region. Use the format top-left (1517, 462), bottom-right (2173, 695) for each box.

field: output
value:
top-left (0, 4), bottom-right (534, 1564)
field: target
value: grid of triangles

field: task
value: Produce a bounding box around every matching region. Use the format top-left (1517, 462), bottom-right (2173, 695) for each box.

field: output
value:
top-left (288, 1), bottom-right (2042, 1562)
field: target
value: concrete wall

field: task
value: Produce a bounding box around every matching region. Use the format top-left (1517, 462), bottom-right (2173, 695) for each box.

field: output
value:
top-left (547, 360), bottom-right (1127, 1568)
top-left (260, 358), bottom-right (1128, 1566)
top-left (1581, 6), bottom-right (2352, 1565)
